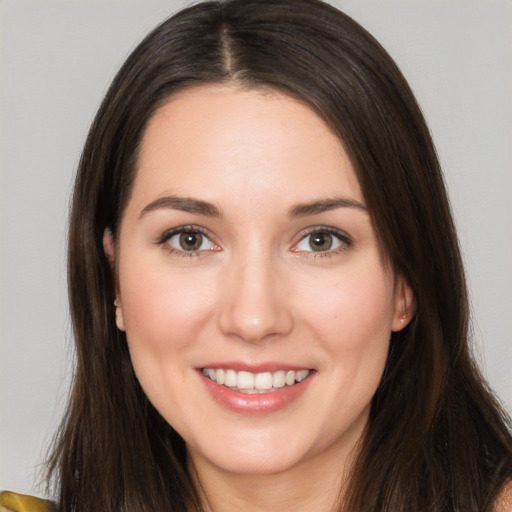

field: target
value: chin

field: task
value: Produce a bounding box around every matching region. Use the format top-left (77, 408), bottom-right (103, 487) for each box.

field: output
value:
top-left (185, 425), bottom-right (315, 476)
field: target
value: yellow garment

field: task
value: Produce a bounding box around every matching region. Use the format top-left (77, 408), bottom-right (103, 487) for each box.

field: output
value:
top-left (0, 492), bottom-right (54, 512)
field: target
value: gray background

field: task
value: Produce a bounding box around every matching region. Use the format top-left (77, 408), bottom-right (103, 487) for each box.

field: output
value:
top-left (1, 0), bottom-right (511, 497)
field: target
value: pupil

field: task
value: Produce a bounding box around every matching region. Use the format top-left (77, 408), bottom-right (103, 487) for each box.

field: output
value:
top-left (180, 232), bottom-right (202, 250)
top-left (310, 233), bottom-right (332, 251)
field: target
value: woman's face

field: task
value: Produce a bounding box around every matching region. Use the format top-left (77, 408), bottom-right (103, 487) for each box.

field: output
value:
top-left (108, 85), bottom-right (412, 477)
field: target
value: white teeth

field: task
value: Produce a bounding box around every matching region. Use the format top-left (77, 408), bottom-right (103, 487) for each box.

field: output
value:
top-left (216, 369), bottom-right (225, 385)
top-left (272, 370), bottom-right (286, 388)
top-left (237, 371), bottom-right (255, 389)
top-left (254, 372), bottom-right (273, 390)
top-left (285, 370), bottom-right (296, 386)
top-left (296, 369), bottom-right (309, 382)
top-left (224, 369), bottom-right (237, 387)
top-left (202, 368), bottom-right (310, 391)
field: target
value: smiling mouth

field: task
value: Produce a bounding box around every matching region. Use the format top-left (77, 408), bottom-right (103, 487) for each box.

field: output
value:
top-left (201, 368), bottom-right (310, 394)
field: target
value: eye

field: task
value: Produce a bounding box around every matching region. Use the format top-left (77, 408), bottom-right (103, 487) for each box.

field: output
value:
top-left (159, 226), bottom-right (218, 253)
top-left (293, 228), bottom-right (351, 253)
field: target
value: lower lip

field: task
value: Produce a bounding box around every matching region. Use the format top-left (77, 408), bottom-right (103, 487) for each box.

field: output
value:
top-left (200, 371), bottom-right (314, 414)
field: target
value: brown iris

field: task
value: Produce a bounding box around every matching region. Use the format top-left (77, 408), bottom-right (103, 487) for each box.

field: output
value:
top-left (309, 232), bottom-right (333, 251)
top-left (179, 232), bottom-right (203, 251)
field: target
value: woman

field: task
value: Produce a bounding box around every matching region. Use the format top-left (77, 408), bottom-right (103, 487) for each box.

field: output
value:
top-left (2, 0), bottom-right (511, 510)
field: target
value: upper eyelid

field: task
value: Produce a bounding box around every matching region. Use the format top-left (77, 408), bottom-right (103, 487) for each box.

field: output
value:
top-left (295, 225), bottom-right (351, 242)
top-left (159, 224), bottom-right (212, 239)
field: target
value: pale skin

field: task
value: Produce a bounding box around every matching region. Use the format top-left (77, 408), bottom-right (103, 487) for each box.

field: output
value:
top-left (104, 84), bottom-right (415, 511)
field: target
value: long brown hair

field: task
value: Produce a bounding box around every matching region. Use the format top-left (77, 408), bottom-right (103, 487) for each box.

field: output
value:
top-left (47, 1), bottom-right (512, 510)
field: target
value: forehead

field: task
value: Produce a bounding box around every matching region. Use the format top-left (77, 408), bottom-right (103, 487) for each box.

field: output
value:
top-left (131, 84), bottom-right (362, 211)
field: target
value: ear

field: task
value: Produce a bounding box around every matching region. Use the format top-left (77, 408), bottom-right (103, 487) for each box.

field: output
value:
top-left (103, 229), bottom-right (125, 331)
top-left (103, 228), bottom-right (116, 270)
top-left (391, 274), bottom-right (416, 332)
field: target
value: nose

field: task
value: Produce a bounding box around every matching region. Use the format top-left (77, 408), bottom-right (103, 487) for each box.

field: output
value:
top-left (218, 251), bottom-right (293, 344)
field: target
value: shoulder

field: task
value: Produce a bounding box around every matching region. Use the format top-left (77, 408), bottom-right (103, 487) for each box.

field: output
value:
top-left (0, 491), bottom-right (55, 512)
top-left (493, 480), bottom-right (512, 512)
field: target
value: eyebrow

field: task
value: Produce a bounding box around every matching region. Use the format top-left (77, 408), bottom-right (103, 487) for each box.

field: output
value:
top-left (139, 195), bottom-right (366, 219)
top-left (288, 197), bottom-right (367, 217)
top-left (139, 195), bottom-right (222, 219)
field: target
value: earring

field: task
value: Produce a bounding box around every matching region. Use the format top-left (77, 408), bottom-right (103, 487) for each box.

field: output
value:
top-left (114, 299), bottom-right (119, 307)
top-left (400, 314), bottom-right (407, 325)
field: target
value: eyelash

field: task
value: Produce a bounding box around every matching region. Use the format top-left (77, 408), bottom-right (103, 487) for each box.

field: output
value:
top-left (154, 225), bottom-right (353, 258)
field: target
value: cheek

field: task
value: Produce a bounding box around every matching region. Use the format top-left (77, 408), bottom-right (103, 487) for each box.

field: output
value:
top-left (117, 261), bottom-right (220, 429)
top-left (119, 259), bottom-right (218, 360)
top-left (296, 262), bottom-right (395, 390)
top-left (307, 268), bottom-right (394, 417)
top-left (299, 263), bottom-right (395, 338)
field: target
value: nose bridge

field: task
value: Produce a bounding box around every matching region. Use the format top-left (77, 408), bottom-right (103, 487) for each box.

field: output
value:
top-left (218, 240), bottom-right (292, 342)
